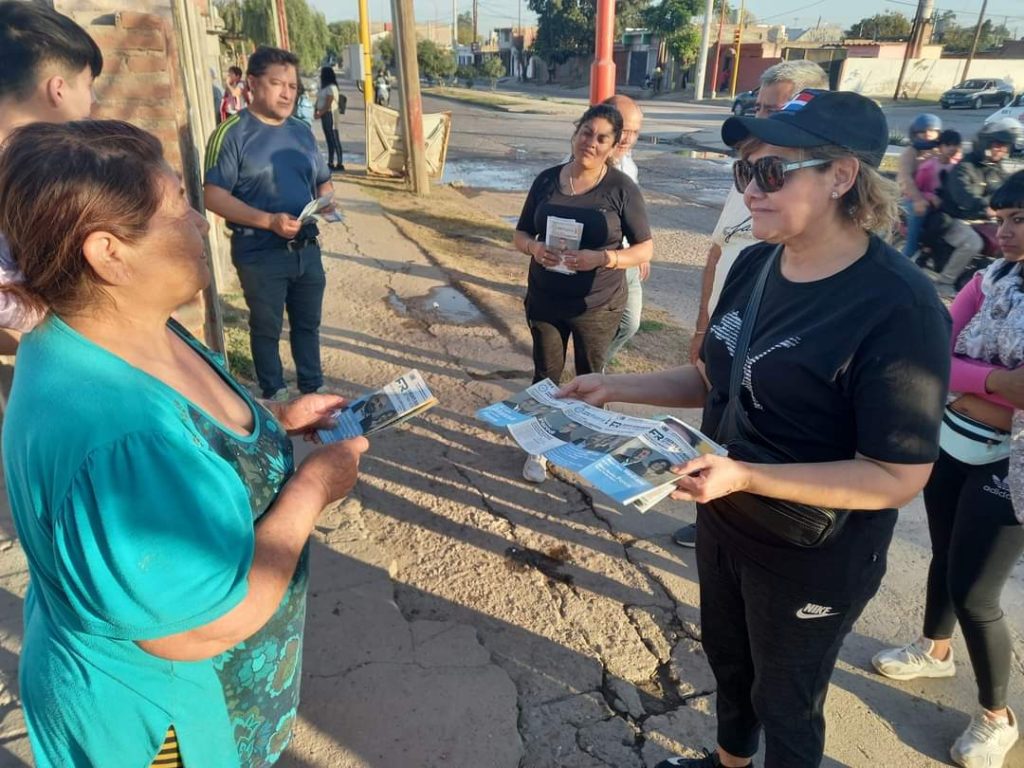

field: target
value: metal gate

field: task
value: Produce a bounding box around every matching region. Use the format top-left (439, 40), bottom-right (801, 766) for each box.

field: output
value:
top-left (366, 103), bottom-right (452, 179)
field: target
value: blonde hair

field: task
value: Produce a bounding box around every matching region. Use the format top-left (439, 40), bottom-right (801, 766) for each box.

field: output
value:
top-left (736, 138), bottom-right (898, 234)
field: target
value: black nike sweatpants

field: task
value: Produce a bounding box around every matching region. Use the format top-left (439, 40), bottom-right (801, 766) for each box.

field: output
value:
top-left (696, 520), bottom-right (876, 767)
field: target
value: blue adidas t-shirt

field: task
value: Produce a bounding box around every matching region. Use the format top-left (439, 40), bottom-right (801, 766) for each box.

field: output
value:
top-left (204, 109), bottom-right (330, 254)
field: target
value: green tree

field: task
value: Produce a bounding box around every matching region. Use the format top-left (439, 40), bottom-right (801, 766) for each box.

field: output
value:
top-left (327, 20), bottom-right (359, 56)
top-left (479, 56), bottom-right (505, 89)
top-left (528, 0), bottom-right (650, 63)
top-left (375, 33), bottom-right (395, 69)
top-left (645, 0), bottom-right (701, 66)
top-left (417, 39), bottom-right (456, 81)
top-left (939, 19), bottom-right (1012, 53)
top-left (845, 11), bottom-right (912, 40)
top-left (457, 11), bottom-right (475, 45)
top-left (231, 0), bottom-right (330, 70)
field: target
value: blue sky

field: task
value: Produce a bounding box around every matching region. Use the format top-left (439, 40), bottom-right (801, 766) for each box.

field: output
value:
top-left (308, 0), bottom-right (1024, 39)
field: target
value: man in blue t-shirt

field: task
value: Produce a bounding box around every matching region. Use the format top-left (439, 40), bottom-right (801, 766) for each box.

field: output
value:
top-left (204, 45), bottom-right (334, 400)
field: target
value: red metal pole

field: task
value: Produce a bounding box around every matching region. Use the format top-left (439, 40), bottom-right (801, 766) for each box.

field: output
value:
top-left (590, 0), bottom-right (616, 105)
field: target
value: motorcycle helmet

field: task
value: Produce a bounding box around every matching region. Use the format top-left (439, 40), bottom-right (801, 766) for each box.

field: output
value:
top-left (977, 117), bottom-right (1023, 150)
top-left (909, 113), bottom-right (942, 149)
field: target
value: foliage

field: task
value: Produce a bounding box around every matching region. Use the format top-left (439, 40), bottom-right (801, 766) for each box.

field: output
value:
top-left (219, 0), bottom-right (330, 71)
top-left (375, 33), bottom-right (395, 69)
top-left (936, 18), bottom-right (1013, 53)
top-left (327, 20), bottom-right (359, 56)
top-left (644, 0), bottom-right (701, 65)
top-left (456, 64), bottom-right (476, 87)
top-left (479, 56), bottom-right (505, 88)
top-left (845, 11), bottom-right (912, 41)
top-left (457, 11), bottom-right (475, 45)
top-left (417, 39), bottom-right (456, 81)
top-left (528, 0), bottom-right (650, 62)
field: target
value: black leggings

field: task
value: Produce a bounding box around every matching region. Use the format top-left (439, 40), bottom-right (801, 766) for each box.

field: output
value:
top-left (527, 303), bottom-right (623, 384)
top-left (320, 112), bottom-right (343, 167)
top-left (922, 449), bottom-right (1024, 710)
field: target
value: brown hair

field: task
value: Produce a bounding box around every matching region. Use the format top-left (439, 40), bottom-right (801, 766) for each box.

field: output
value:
top-left (0, 120), bottom-right (165, 316)
top-left (736, 138), bottom-right (898, 234)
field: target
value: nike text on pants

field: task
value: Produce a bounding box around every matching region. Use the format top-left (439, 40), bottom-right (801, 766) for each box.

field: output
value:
top-left (696, 519), bottom-right (875, 767)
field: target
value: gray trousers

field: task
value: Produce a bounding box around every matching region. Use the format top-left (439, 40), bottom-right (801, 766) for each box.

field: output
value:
top-left (939, 219), bottom-right (983, 284)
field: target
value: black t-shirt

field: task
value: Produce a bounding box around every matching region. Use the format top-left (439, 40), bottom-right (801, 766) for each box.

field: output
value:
top-left (516, 164), bottom-right (652, 320)
top-left (698, 236), bottom-right (951, 596)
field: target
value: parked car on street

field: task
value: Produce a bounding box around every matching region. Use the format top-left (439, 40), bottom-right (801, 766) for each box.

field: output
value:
top-left (730, 86), bottom-right (758, 115)
top-left (940, 78), bottom-right (1014, 110)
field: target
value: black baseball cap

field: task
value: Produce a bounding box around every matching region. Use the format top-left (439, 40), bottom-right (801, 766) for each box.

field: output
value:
top-left (721, 89), bottom-right (890, 168)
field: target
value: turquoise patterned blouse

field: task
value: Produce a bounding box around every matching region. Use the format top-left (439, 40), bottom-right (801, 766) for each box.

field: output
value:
top-left (3, 316), bottom-right (306, 767)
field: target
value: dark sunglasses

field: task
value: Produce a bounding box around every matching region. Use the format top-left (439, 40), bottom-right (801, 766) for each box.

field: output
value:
top-left (732, 156), bottom-right (830, 194)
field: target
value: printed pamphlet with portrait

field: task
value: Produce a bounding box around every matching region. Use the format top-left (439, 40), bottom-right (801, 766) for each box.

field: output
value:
top-left (544, 215), bottom-right (583, 275)
top-left (317, 369), bottom-right (437, 443)
top-left (476, 380), bottom-right (725, 512)
top-left (299, 192), bottom-right (343, 224)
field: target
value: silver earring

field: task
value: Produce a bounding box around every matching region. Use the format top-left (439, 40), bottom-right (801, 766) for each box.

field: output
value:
top-left (830, 191), bottom-right (839, 199)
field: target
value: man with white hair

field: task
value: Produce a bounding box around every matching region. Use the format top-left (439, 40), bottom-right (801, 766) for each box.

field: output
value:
top-left (602, 93), bottom-right (650, 366)
top-left (673, 59), bottom-right (830, 550)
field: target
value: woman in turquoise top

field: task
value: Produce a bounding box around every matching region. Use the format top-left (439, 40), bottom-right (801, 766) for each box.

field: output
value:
top-left (0, 120), bottom-right (368, 767)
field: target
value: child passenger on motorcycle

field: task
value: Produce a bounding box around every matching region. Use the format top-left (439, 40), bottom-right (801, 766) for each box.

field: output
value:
top-left (916, 129), bottom-right (962, 207)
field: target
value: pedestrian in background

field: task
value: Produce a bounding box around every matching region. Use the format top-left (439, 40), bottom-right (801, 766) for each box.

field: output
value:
top-left (220, 65), bottom-right (248, 122)
top-left (513, 103), bottom-right (653, 483)
top-left (601, 94), bottom-right (650, 368)
top-left (315, 66), bottom-right (345, 172)
top-left (874, 171), bottom-right (1024, 768)
top-left (676, 59), bottom-right (829, 549)
top-left (560, 90), bottom-right (950, 768)
top-left (0, 118), bottom-right (366, 768)
top-left (205, 46), bottom-right (334, 401)
top-left (0, 0), bottom-right (103, 357)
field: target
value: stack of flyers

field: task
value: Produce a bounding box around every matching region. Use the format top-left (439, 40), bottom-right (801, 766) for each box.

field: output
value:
top-left (317, 370), bottom-right (437, 443)
top-left (476, 379), bottom-right (726, 512)
top-left (299, 192), bottom-right (343, 224)
top-left (544, 215), bottom-right (583, 275)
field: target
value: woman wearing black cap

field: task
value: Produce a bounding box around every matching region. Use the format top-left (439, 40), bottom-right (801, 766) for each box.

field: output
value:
top-left (558, 90), bottom-right (951, 768)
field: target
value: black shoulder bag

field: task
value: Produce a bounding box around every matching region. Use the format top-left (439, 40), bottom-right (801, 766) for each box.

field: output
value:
top-left (709, 246), bottom-right (850, 548)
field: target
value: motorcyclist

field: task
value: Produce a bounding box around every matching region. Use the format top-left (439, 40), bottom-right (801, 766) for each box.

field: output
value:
top-left (374, 69), bottom-right (390, 107)
top-left (932, 118), bottom-right (1021, 294)
top-left (898, 113), bottom-right (942, 258)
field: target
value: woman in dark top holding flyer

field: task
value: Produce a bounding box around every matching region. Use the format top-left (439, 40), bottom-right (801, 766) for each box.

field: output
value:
top-left (513, 103), bottom-right (653, 482)
top-left (559, 91), bottom-right (951, 768)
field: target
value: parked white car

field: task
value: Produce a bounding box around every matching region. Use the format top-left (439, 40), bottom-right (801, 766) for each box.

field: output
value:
top-left (985, 93), bottom-right (1024, 127)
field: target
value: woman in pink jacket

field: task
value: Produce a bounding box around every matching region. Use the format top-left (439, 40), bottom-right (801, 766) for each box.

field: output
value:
top-left (873, 170), bottom-right (1024, 768)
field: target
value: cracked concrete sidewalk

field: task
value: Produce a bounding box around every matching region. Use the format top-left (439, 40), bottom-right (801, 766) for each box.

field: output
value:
top-left (0, 174), bottom-right (1022, 768)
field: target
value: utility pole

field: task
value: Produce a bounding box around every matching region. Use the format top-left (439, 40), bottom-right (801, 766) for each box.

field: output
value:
top-left (894, 0), bottom-right (930, 100)
top-left (452, 0), bottom-right (457, 51)
top-left (693, 0), bottom-right (714, 100)
top-left (392, 0), bottom-right (430, 195)
top-left (358, 0), bottom-right (373, 108)
top-left (709, 0), bottom-right (727, 99)
top-left (590, 0), bottom-right (616, 104)
top-left (473, 0), bottom-right (478, 44)
top-left (272, 0), bottom-right (290, 50)
top-left (728, 0), bottom-right (746, 99)
top-left (962, 0), bottom-right (988, 82)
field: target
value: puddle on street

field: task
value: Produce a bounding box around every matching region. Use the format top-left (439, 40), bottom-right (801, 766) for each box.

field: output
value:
top-left (443, 160), bottom-right (537, 191)
top-left (387, 286), bottom-right (485, 324)
top-left (674, 148), bottom-right (731, 161)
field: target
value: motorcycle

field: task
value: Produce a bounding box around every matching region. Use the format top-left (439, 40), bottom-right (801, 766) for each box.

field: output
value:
top-left (898, 208), bottom-right (1001, 291)
top-left (374, 77), bottom-right (390, 107)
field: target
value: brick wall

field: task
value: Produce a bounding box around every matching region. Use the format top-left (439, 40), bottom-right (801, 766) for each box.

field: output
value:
top-left (55, 1), bottom-right (218, 341)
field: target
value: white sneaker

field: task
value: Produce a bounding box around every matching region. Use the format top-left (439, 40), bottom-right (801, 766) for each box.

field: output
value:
top-left (871, 638), bottom-right (956, 681)
top-left (522, 454), bottom-right (547, 483)
top-left (951, 707), bottom-right (1019, 768)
